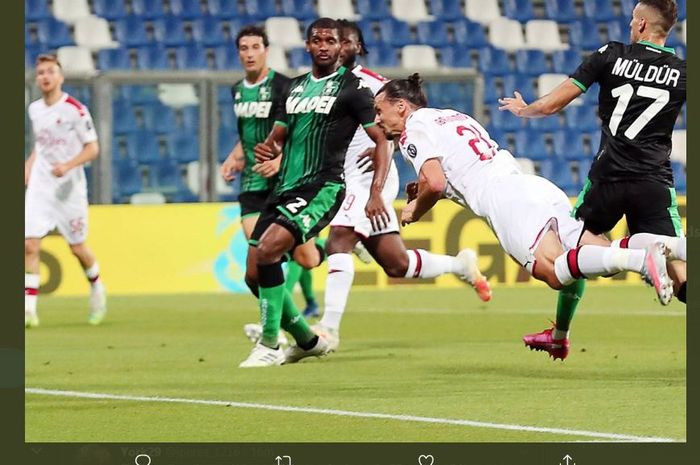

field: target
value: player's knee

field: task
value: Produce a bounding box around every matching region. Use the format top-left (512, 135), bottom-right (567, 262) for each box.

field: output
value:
top-left (293, 250), bottom-right (317, 269)
top-left (256, 240), bottom-right (283, 265)
top-left (533, 262), bottom-right (563, 290)
top-left (69, 243), bottom-right (85, 255)
top-left (24, 239), bottom-right (40, 257)
top-left (382, 257), bottom-right (408, 278)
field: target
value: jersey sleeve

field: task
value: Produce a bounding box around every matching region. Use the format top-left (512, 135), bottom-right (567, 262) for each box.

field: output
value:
top-left (570, 42), bottom-right (617, 92)
top-left (345, 78), bottom-right (377, 128)
top-left (272, 74), bottom-right (292, 127)
top-left (73, 106), bottom-right (98, 144)
top-left (401, 119), bottom-right (441, 175)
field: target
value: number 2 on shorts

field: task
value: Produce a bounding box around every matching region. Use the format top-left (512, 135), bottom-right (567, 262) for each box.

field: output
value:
top-left (285, 197), bottom-right (308, 214)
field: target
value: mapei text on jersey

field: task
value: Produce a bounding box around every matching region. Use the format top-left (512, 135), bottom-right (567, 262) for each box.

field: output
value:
top-left (612, 58), bottom-right (681, 87)
top-left (286, 96), bottom-right (338, 115)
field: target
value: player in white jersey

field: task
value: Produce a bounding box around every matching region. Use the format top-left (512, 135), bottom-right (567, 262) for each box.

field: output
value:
top-left (311, 22), bottom-right (492, 350)
top-left (373, 74), bottom-right (684, 358)
top-left (25, 54), bottom-right (107, 327)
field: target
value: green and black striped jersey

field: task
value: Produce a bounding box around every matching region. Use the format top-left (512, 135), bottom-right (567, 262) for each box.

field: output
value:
top-left (231, 70), bottom-right (291, 192)
top-left (273, 66), bottom-right (377, 194)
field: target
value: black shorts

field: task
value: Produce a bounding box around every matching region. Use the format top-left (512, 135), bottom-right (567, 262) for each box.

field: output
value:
top-left (238, 190), bottom-right (273, 218)
top-left (250, 181), bottom-right (345, 248)
top-left (572, 179), bottom-right (683, 237)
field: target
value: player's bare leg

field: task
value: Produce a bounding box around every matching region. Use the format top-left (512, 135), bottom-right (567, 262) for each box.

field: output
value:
top-left (668, 261), bottom-right (686, 302)
top-left (24, 238), bottom-right (42, 328)
top-left (70, 242), bottom-right (107, 325)
top-left (241, 215), bottom-right (258, 240)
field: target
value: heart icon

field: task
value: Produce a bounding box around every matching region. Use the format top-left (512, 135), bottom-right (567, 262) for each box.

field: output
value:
top-left (418, 454), bottom-right (435, 465)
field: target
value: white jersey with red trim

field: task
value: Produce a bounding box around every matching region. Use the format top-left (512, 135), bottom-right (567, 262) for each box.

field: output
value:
top-left (397, 107), bottom-right (521, 217)
top-left (345, 65), bottom-right (397, 182)
top-left (27, 92), bottom-right (97, 192)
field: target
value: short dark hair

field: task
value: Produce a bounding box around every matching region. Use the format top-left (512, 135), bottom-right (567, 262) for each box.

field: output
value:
top-left (236, 25), bottom-right (269, 49)
top-left (306, 17), bottom-right (339, 40)
top-left (377, 73), bottom-right (428, 108)
top-left (35, 53), bottom-right (62, 69)
top-left (337, 19), bottom-right (369, 55)
top-left (638, 0), bottom-right (678, 34)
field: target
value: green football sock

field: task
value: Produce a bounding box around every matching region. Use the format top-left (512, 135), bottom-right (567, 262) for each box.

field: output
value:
top-left (299, 268), bottom-right (316, 304)
top-left (280, 288), bottom-right (315, 345)
top-left (259, 283), bottom-right (285, 348)
top-left (556, 279), bottom-right (586, 332)
top-left (285, 260), bottom-right (303, 293)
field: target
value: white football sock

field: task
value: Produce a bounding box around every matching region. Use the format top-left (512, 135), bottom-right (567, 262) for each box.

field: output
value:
top-left (554, 246), bottom-right (645, 286)
top-left (25, 273), bottom-right (39, 314)
top-left (405, 249), bottom-right (461, 278)
top-left (85, 261), bottom-right (101, 285)
top-left (319, 253), bottom-right (355, 330)
top-left (612, 233), bottom-right (686, 261)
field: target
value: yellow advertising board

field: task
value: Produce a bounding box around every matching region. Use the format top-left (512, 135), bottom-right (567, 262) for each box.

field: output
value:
top-left (39, 197), bottom-right (686, 296)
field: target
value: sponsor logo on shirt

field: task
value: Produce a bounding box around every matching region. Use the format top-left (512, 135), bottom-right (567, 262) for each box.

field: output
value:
top-left (286, 96), bottom-right (337, 115)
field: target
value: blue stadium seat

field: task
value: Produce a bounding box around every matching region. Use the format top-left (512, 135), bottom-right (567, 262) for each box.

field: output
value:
top-left (136, 45), bottom-right (170, 70)
top-left (429, 0), bottom-right (463, 21)
top-left (553, 129), bottom-right (586, 160)
top-left (582, 82), bottom-right (600, 105)
top-left (605, 19), bottom-right (627, 43)
top-left (452, 19), bottom-right (488, 48)
top-left (93, 0), bottom-right (128, 20)
top-left (218, 131), bottom-right (239, 162)
top-left (672, 162), bottom-right (686, 193)
top-left (289, 48), bottom-right (312, 68)
top-left (97, 48), bottom-right (132, 70)
top-left (155, 158), bottom-right (186, 190)
top-left (26, 0), bottom-right (52, 21)
top-left (503, 75), bottom-right (537, 104)
top-left (665, 28), bottom-right (683, 48)
top-left (131, 0), bottom-right (167, 19)
top-left (568, 19), bottom-right (604, 50)
top-left (25, 44), bottom-right (49, 67)
top-left (196, 16), bottom-right (229, 47)
top-left (115, 159), bottom-right (144, 199)
top-left (379, 19), bottom-right (413, 47)
top-left (142, 103), bottom-right (178, 133)
top-left (515, 50), bottom-right (549, 76)
top-left (167, 133), bottom-right (200, 163)
top-left (395, 157), bottom-right (417, 197)
top-left (244, 0), bottom-right (278, 19)
top-left (153, 16), bottom-right (192, 47)
top-left (503, 0), bottom-right (537, 22)
top-left (583, 0), bottom-right (617, 22)
top-left (489, 105), bottom-right (524, 131)
top-left (552, 49), bottom-right (580, 74)
top-left (112, 100), bottom-right (138, 134)
top-left (587, 130), bottom-right (601, 154)
top-left (544, 0), bottom-right (577, 23)
top-left (357, 20), bottom-right (381, 46)
top-left (565, 105), bottom-right (599, 132)
top-left (174, 45), bottom-right (208, 69)
top-left (416, 21), bottom-right (450, 48)
top-left (620, 0), bottom-right (635, 18)
top-left (113, 16), bottom-right (151, 48)
top-left (439, 46), bottom-right (474, 68)
top-left (515, 130), bottom-right (549, 160)
top-left (169, 0), bottom-right (205, 19)
top-left (366, 45), bottom-right (399, 67)
top-left (478, 47), bottom-right (511, 76)
top-left (62, 85), bottom-right (91, 105)
top-left (36, 19), bottom-right (74, 49)
top-left (482, 76), bottom-right (502, 104)
top-left (213, 46), bottom-right (243, 70)
top-left (674, 45), bottom-right (685, 60)
top-left (280, 0), bottom-right (317, 20)
top-left (529, 115), bottom-right (563, 132)
top-left (676, 104), bottom-right (686, 129)
top-left (127, 131), bottom-right (162, 163)
top-left (219, 106), bottom-right (238, 133)
top-left (218, 86), bottom-right (232, 104)
top-left (181, 106), bottom-right (201, 132)
top-left (678, 0), bottom-right (686, 20)
top-left (207, 0), bottom-right (240, 19)
top-left (539, 160), bottom-right (576, 193)
top-left (356, 0), bottom-right (392, 21)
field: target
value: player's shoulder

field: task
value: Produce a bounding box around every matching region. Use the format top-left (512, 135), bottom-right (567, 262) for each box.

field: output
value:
top-left (60, 93), bottom-right (88, 117)
top-left (27, 98), bottom-right (44, 114)
top-left (352, 65), bottom-right (389, 92)
top-left (406, 108), bottom-right (441, 131)
top-left (593, 41), bottom-right (625, 58)
top-left (270, 70), bottom-right (292, 85)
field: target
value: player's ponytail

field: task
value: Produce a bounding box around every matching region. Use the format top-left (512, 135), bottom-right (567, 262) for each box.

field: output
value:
top-left (377, 73), bottom-right (428, 108)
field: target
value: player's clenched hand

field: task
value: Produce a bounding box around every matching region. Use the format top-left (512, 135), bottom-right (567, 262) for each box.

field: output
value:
top-left (51, 162), bottom-right (71, 177)
top-left (400, 200), bottom-right (417, 226)
top-left (356, 148), bottom-right (374, 174)
top-left (220, 156), bottom-right (244, 182)
top-left (254, 141), bottom-right (281, 163)
top-left (252, 156), bottom-right (281, 178)
top-left (365, 193), bottom-right (390, 232)
top-left (405, 181), bottom-right (418, 202)
top-left (498, 91), bottom-right (527, 116)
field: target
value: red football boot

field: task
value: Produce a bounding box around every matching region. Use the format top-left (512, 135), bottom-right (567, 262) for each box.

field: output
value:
top-left (523, 326), bottom-right (570, 361)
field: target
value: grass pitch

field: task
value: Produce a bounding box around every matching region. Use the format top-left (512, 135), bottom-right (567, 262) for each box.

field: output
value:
top-left (25, 286), bottom-right (685, 442)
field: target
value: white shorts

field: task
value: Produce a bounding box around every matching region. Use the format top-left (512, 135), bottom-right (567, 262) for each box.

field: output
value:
top-left (482, 174), bottom-right (583, 273)
top-left (330, 164), bottom-right (400, 238)
top-left (25, 179), bottom-right (89, 245)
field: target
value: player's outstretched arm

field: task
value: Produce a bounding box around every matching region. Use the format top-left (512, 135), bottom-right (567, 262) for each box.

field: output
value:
top-left (498, 79), bottom-right (582, 118)
top-left (221, 141), bottom-right (245, 182)
top-left (364, 126), bottom-right (392, 232)
top-left (51, 141), bottom-right (99, 178)
top-left (25, 149), bottom-right (36, 186)
top-left (254, 124), bottom-right (286, 163)
top-left (401, 158), bottom-right (445, 226)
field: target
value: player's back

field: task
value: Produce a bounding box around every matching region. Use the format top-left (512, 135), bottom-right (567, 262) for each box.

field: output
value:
top-left (578, 41), bottom-right (686, 184)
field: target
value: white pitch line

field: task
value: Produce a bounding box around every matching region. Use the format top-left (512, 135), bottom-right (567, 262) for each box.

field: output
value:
top-left (26, 387), bottom-right (678, 443)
